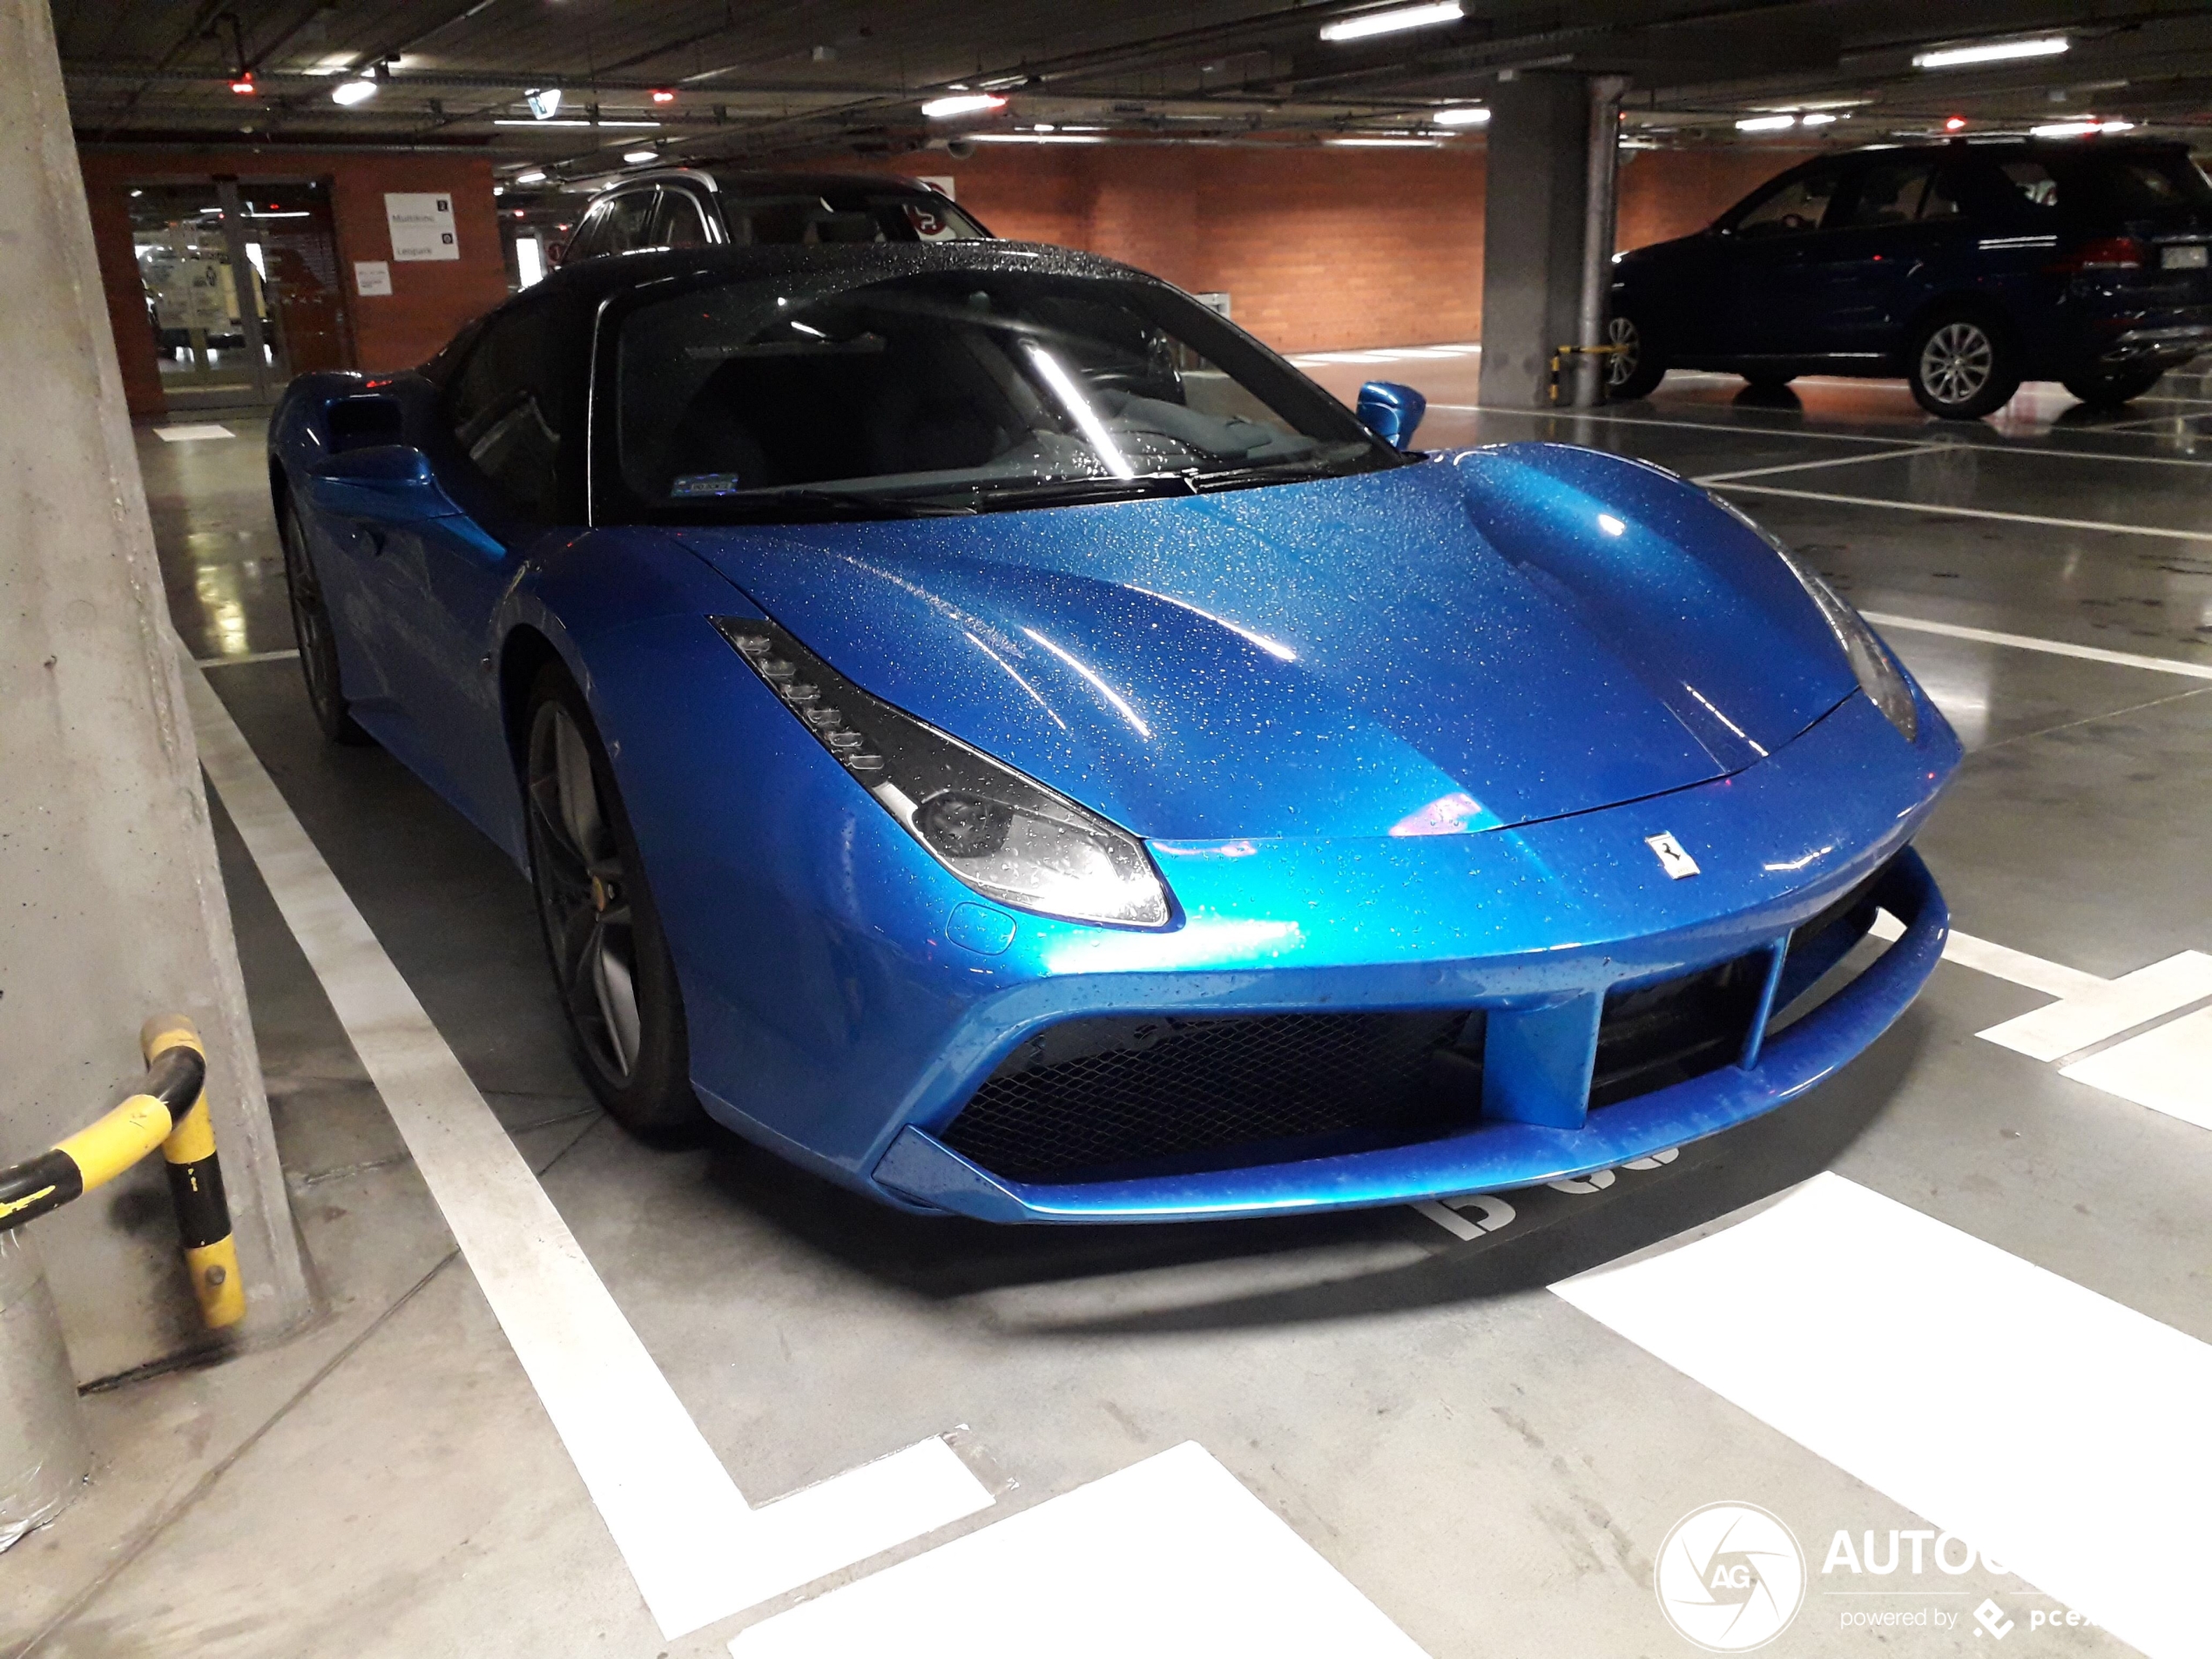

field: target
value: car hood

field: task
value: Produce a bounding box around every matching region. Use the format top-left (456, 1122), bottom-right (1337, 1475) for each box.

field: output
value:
top-left (672, 445), bottom-right (1856, 840)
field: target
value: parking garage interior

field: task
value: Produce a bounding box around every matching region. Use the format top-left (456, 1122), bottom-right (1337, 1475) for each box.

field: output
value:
top-left (5, 3), bottom-right (2211, 1656)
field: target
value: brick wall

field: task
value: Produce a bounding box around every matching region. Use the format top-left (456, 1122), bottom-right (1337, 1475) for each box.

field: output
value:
top-left (75, 137), bottom-right (1817, 414)
top-left (821, 144), bottom-right (1487, 354)
top-left (1615, 145), bottom-right (1823, 253)
top-left (78, 146), bottom-right (510, 419)
top-left (821, 140), bottom-right (1808, 354)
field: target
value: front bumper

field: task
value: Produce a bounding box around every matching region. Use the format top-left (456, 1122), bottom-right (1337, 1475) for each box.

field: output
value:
top-left (873, 849), bottom-right (1944, 1222)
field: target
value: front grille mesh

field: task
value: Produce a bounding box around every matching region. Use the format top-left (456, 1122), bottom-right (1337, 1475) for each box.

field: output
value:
top-left (940, 954), bottom-right (1770, 1186)
top-left (940, 1010), bottom-right (1480, 1184)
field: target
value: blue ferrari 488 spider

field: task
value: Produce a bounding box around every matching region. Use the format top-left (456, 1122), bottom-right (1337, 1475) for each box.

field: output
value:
top-left (269, 242), bottom-right (1958, 1224)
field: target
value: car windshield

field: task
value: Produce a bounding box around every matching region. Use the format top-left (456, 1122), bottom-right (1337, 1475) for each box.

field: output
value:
top-left (610, 268), bottom-right (1398, 523)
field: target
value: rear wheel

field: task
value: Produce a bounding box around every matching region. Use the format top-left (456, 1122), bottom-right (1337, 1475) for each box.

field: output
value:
top-left (279, 496), bottom-right (369, 745)
top-left (2061, 367), bottom-right (2164, 408)
top-left (523, 667), bottom-right (703, 1139)
top-left (1906, 312), bottom-right (2021, 420)
top-left (1607, 314), bottom-right (1667, 400)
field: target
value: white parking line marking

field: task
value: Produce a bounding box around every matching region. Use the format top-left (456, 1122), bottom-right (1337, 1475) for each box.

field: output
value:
top-left (181, 657), bottom-right (990, 1639)
top-left (2060, 1007), bottom-right (2212, 1131)
top-left (1867, 911), bottom-right (2103, 999)
top-left (153, 422), bottom-right (234, 442)
top-left (1554, 1172), bottom-right (2212, 1659)
top-left (1692, 445), bottom-right (1934, 484)
top-left (1707, 480), bottom-right (2212, 544)
top-left (1979, 952), bottom-right (2212, 1062)
top-left (1862, 612), bottom-right (2212, 682)
top-left (195, 647), bottom-right (301, 668)
top-left (729, 1442), bottom-right (1429, 1658)
top-left (1430, 404), bottom-right (1946, 448)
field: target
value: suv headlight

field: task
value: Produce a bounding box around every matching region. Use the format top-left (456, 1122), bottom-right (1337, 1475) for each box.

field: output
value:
top-left (1712, 497), bottom-right (1919, 741)
top-left (713, 617), bottom-right (1172, 928)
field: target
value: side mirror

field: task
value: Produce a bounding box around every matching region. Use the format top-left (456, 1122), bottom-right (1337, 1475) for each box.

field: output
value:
top-left (327, 393), bottom-right (404, 454)
top-left (312, 442), bottom-right (435, 487)
top-left (1357, 380), bottom-right (1427, 452)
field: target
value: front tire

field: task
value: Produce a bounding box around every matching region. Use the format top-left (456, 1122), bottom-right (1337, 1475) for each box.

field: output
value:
top-left (1608, 314), bottom-right (1667, 400)
top-left (1906, 312), bottom-right (2020, 420)
top-left (523, 665), bottom-right (703, 1139)
top-left (280, 496), bottom-right (370, 745)
top-left (2062, 367), bottom-right (2163, 408)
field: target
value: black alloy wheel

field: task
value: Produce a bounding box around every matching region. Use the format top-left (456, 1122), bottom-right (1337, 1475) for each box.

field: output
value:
top-left (1906, 313), bottom-right (2021, 420)
top-left (2061, 367), bottom-right (2165, 408)
top-left (1608, 314), bottom-right (1667, 400)
top-left (280, 496), bottom-right (370, 745)
top-left (523, 666), bottom-right (702, 1138)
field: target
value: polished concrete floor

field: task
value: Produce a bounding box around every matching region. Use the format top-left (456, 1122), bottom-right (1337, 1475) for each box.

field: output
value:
top-left (7, 362), bottom-right (2209, 1658)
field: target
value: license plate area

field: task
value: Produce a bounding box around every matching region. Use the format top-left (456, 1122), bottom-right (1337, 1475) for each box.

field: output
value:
top-left (2161, 244), bottom-right (2208, 269)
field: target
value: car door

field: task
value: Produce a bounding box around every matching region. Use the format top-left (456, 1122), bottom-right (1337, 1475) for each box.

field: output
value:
top-left (1713, 160), bottom-right (1851, 361)
top-left (1813, 158), bottom-right (1975, 360)
top-left (391, 297), bottom-right (584, 841)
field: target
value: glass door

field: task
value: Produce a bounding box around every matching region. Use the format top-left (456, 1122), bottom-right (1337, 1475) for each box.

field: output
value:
top-left (128, 177), bottom-right (353, 410)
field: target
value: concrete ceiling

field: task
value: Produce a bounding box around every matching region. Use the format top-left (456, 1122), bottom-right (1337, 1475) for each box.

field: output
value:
top-left (57, 0), bottom-right (2212, 184)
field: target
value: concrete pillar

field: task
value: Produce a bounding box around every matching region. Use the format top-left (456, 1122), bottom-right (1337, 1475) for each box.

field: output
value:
top-left (1477, 71), bottom-right (1595, 409)
top-left (0, 0), bottom-right (310, 1380)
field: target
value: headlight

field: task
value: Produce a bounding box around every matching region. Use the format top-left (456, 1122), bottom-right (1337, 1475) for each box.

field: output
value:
top-left (1711, 497), bottom-right (1919, 741)
top-left (713, 617), bottom-right (1172, 928)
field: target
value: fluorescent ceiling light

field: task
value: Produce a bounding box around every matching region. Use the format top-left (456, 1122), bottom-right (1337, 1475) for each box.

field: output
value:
top-left (622, 149), bottom-right (658, 164)
top-left (1433, 105), bottom-right (1490, 126)
top-left (2031, 118), bottom-right (2134, 137)
top-left (921, 92), bottom-right (1005, 118)
top-left (525, 86), bottom-right (563, 118)
top-left (967, 132), bottom-right (1104, 144)
top-left (1800, 111), bottom-right (1839, 127)
top-left (1737, 113), bottom-right (1797, 132)
top-left (1320, 2), bottom-right (1464, 43)
top-left (1913, 36), bottom-right (2068, 70)
top-left (331, 78), bottom-right (377, 106)
top-left (514, 169), bottom-right (548, 185)
top-left (1326, 135), bottom-right (1443, 147)
top-left (493, 118), bottom-right (660, 128)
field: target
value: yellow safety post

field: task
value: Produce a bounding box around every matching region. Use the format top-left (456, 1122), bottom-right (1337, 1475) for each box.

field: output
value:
top-left (0, 1015), bottom-right (244, 1330)
top-left (1548, 341), bottom-right (1629, 404)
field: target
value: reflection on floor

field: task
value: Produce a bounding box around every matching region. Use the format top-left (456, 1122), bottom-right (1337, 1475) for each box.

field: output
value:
top-left (10, 361), bottom-right (2210, 1659)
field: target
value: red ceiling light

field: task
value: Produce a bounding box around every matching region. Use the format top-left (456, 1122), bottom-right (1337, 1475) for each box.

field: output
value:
top-left (1944, 115), bottom-right (1967, 131)
top-left (229, 70), bottom-right (257, 94)
top-left (650, 87), bottom-right (677, 105)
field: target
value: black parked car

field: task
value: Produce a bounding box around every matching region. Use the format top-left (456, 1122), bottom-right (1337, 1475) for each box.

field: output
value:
top-left (553, 169), bottom-right (990, 263)
top-left (1608, 138), bottom-right (2212, 418)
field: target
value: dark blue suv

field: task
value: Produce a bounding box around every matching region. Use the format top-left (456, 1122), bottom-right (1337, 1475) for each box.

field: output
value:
top-left (1608, 138), bottom-right (2212, 418)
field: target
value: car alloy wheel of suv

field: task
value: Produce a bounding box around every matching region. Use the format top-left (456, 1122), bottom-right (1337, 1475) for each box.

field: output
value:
top-left (1908, 314), bottom-right (2020, 420)
top-left (1607, 314), bottom-right (1667, 400)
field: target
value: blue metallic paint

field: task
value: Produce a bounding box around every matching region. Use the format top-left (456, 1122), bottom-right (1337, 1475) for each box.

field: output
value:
top-left (272, 365), bottom-right (1959, 1224)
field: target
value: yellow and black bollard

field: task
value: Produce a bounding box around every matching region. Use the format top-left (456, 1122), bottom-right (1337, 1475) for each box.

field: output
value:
top-left (0, 1015), bottom-right (244, 1329)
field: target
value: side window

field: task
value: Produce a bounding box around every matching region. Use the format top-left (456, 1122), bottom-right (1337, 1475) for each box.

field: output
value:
top-left (561, 200), bottom-right (613, 262)
top-left (444, 304), bottom-right (564, 520)
top-left (652, 187), bottom-right (713, 248)
top-left (1837, 163), bottom-right (1933, 228)
top-left (597, 189), bottom-right (659, 254)
top-left (1921, 165), bottom-right (1970, 220)
top-left (1731, 166), bottom-right (1844, 238)
top-left (2000, 161), bottom-right (2060, 211)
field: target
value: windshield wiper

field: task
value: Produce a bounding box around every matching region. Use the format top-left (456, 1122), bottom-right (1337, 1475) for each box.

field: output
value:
top-left (1185, 455), bottom-right (1375, 492)
top-left (954, 472), bottom-right (1203, 510)
top-left (685, 487), bottom-right (978, 523)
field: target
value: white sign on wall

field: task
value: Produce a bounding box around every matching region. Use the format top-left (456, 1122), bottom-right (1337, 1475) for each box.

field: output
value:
top-left (912, 174), bottom-right (956, 200)
top-left (384, 192), bottom-right (459, 261)
top-left (354, 260), bottom-right (393, 296)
